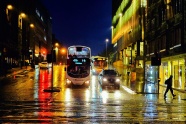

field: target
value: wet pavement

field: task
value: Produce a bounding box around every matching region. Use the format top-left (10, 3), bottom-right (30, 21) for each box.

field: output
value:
top-left (0, 65), bottom-right (186, 123)
top-left (0, 88), bottom-right (186, 123)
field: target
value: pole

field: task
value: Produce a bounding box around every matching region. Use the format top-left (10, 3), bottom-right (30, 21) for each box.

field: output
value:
top-left (158, 66), bottom-right (160, 94)
top-left (106, 42), bottom-right (107, 58)
top-left (105, 39), bottom-right (109, 58)
top-left (131, 46), bottom-right (132, 64)
top-left (51, 47), bottom-right (53, 90)
top-left (43, 47), bottom-right (60, 92)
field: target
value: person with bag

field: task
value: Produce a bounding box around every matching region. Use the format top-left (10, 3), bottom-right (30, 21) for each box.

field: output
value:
top-left (164, 75), bottom-right (176, 99)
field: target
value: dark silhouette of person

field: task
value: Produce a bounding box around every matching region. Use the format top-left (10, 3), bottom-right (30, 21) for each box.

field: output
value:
top-left (164, 75), bottom-right (176, 98)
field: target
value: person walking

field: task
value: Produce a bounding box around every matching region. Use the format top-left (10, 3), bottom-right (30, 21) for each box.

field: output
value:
top-left (164, 75), bottom-right (176, 98)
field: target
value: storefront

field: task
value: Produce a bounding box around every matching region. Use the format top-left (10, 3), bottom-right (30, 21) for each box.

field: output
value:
top-left (145, 54), bottom-right (186, 91)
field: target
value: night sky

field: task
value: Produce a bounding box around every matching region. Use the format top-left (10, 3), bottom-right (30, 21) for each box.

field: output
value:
top-left (41, 0), bottom-right (112, 56)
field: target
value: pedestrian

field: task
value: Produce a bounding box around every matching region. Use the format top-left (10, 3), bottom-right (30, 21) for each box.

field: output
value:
top-left (164, 75), bottom-right (176, 98)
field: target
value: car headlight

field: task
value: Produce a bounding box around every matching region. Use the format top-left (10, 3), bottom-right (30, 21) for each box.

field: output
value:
top-left (66, 79), bottom-right (71, 84)
top-left (85, 81), bottom-right (90, 84)
top-left (103, 78), bottom-right (107, 81)
top-left (116, 78), bottom-right (120, 82)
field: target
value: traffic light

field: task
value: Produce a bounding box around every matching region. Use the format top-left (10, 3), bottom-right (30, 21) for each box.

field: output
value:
top-left (151, 57), bottom-right (161, 66)
top-left (47, 54), bottom-right (52, 63)
top-left (52, 50), bottom-right (56, 62)
top-left (47, 50), bottom-right (56, 63)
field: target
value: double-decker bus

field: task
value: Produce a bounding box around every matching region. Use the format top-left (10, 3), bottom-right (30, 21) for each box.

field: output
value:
top-left (91, 56), bottom-right (108, 75)
top-left (65, 45), bottom-right (91, 87)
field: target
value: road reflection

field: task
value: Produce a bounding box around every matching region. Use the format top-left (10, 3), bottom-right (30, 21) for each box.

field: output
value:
top-left (35, 65), bottom-right (125, 105)
top-left (33, 65), bottom-right (147, 122)
top-left (2, 65), bottom-right (186, 122)
top-left (101, 90), bottom-right (122, 104)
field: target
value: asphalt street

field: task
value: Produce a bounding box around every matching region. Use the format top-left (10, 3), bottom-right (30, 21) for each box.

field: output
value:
top-left (0, 65), bottom-right (186, 123)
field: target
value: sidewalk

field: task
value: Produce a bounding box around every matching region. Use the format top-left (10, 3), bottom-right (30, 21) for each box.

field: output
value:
top-left (111, 63), bottom-right (186, 94)
top-left (0, 66), bottom-right (32, 80)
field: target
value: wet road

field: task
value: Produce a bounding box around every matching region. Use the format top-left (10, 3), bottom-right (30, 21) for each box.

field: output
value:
top-left (0, 65), bottom-right (186, 123)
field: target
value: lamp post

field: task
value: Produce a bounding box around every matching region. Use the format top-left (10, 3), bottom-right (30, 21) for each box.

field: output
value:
top-left (55, 43), bottom-right (59, 64)
top-left (43, 45), bottom-right (60, 92)
top-left (29, 23), bottom-right (35, 68)
top-left (105, 39), bottom-right (109, 58)
top-left (61, 48), bottom-right (66, 65)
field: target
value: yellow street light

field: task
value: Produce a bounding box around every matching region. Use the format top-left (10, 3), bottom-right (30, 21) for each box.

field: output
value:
top-left (20, 13), bottom-right (26, 18)
top-left (55, 43), bottom-right (59, 48)
top-left (30, 23), bottom-right (35, 28)
top-left (7, 5), bottom-right (13, 10)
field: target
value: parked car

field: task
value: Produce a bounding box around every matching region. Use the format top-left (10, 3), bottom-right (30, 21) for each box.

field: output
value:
top-left (39, 62), bottom-right (49, 69)
top-left (98, 69), bottom-right (121, 90)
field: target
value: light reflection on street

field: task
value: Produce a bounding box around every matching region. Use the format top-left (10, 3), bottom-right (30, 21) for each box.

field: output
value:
top-left (90, 75), bottom-right (99, 99)
top-left (2, 65), bottom-right (186, 122)
top-left (114, 90), bottom-right (121, 98)
top-left (122, 86), bottom-right (136, 94)
top-left (101, 91), bottom-right (109, 103)
top-left (85, 89), bottom-right (90, 102)
top-left (32, 67), bottom-right (54, 121)
top-left (101, 90), bottom-right (123, 104)
top-left (65, 89), bottom-right (71, 101)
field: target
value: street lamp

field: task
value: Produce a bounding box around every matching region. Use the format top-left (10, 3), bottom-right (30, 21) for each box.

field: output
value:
top-left (7, 5), bottom-right (13, 10)
top-left (105, 39), bottom-right (109, 58)
top-left (30, 23), bottom-right (34, 28)
top-left (29, 23), bottom-right (35, 68)
top-left (54, 43), bottom-right (59, 64)
top-left (55, 43), bottom-right (59, 48)
top-left (61, 48), bottom-right (66, 65)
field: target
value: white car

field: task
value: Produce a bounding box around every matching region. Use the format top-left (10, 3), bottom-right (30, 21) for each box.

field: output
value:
top-left (39, 62), bottom-right (49, 69)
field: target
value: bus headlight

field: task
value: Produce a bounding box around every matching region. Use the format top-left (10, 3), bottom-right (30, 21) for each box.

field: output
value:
top-left (103, 78), bottom-right (107, 82)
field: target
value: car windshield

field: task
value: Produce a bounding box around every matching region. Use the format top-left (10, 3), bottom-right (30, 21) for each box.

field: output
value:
top-left (104, 70), bottom-right (117, 75)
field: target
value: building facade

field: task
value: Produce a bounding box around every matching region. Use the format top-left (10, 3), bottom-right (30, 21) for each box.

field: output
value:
top-left (112, 0), bottom-right (186, 92)
top-left (0, 0), bottom-right (52, 74)
top-left (145, 0), bottom-right (186, 91)
top-left (112, 0), bottom-right (146, 92)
